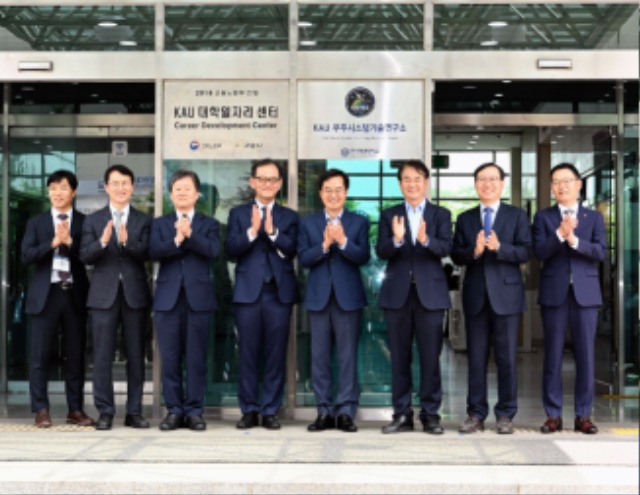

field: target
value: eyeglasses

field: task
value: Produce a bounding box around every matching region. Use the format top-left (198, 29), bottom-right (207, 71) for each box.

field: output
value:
top-left (108, 180), bottom-right (132, 189)
top-left (253, 176), bottom-right (281, 185)
top-left (476, 176), bottom-right (502, 183)
top-left (551, 178), bottom-right (576, 187)
top-left (321, 187), bottom-right (345, 195)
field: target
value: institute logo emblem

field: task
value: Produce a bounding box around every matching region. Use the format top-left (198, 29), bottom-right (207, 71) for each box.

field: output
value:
top-left (189, 140), bottom-right (200, 151)
top-left (345, 87), bottom-right (375, 118)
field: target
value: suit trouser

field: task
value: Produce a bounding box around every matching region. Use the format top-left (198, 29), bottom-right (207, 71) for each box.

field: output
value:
top-left (466, 304), bottom-right (520, 420)
top-left (29, 284), bottom-right (86, 413)
top-left (541, 285), bottom-right (598, 418)
top-left (91, 286), bottom-right (147, 416)
top-left (309, 295), bottom-right (361, 418)
top-left (384, 285), bottom-right (444, 418)
top-left (234, 283), bottom-right (292, 416)
top-left (154, 289), bottom-right (212, 417)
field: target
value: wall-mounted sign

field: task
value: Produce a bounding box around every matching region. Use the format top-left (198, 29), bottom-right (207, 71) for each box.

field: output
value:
top-left (164, 81), bottom-right (289, 159)
top-left (298, 81), bottom-right (424, 160)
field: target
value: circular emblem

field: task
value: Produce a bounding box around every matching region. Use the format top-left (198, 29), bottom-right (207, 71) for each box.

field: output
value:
top-left (340, 147), bottom-right (350, 157)
top-left (189, 140), bottom-right (200, 151)
top-left (345, 87), bottom-right (375, 118)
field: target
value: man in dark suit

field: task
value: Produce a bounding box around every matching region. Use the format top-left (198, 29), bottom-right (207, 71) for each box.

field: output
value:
top-left (376, 160), bottom-right (452, 435)
top-left (451, 162), bottom-right (531, 434)
top-left (298, 169), bottom-right (370, 433)
top-left (533, 163), bottom-right (606, 435)
top-left (149, 170), bottom-right (220, 432)
top-left (226, 159), bottom-right (299, 430)
top-left (21, 170), bottom-right (94, 428)
top-left (80, 164), bottom-right (152, 431)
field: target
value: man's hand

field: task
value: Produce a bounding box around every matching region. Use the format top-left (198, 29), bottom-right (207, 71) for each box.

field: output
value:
top-left (250, 205), bottom-right (261, 238)
top-left (100, 220), bottom-right (114, 245)
top-left (485, 230), bottom-right (500, 251)
top-left (264, 206), bottom-right (274, 235)
top-left (329, 221), bottom-right (347, 246)
top-left (416, 218), bottom-right (428, 245)
top-left (392, 215), bottom-right (405, 244)
top-left (474, 230), bottom-right (486, 257)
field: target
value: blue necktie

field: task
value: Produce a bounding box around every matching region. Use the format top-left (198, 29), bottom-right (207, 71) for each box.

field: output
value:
top-left (483, 207), bottom-right (493, 238)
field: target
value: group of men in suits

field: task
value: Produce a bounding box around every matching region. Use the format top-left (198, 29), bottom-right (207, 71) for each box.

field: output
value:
top-left (21, 158), bottom-right (605, 435)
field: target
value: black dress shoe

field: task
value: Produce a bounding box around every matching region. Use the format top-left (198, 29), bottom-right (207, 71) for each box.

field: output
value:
top-left (308, 414), bottom-right (336, 432)
top-left (159, 413), bottom-right (183, 431)
top-left (422, 415), bottom-right (444, 435)
top-left (337, 414), bottom-right (358, 433)
top-left (96, 413), bottom-right (113, 431)
top-left (236, 411), bottom-right (260, 429)
top-left (124, 414), bottom-right (150, 429)
top-left (262, 415), bottom-right (281, 430)
top-left (185, 415), bottom-right (207, 431)
top-left (382, 414), bottom-right (414, 434)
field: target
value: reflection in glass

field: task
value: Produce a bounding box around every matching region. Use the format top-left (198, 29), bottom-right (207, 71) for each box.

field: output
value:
top-left (298, 4), bottom-right (423, 51)
top-left (0, 6), bottom-right (154, 51)
top-left (434, 4), bottom-right (638, 50)
top-left (165, 5), bottom-right (288, 51)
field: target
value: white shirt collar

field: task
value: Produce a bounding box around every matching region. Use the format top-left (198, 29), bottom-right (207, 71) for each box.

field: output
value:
top-left (51, 207), bottom-right (73, 221)
top-left (405, 199), bottom-right (426, 213)
top-left (480, 200), bottom-right (500, 213)
top-left (176, 210), bottom-right (195, 221)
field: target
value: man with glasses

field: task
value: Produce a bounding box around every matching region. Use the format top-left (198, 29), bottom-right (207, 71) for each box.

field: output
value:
top-left (80, 164), bottom-right (152, 431)
top-left (533, 163), bottom-right (606, 435)
top-left (452, 162), bottom-right (531, 435)
top-left (376, 160), bottom-right (452, 435)
top-left (298, 169), bottom-right (370, 433)
top-left (21, 170), bottom-right (94, 428)
top-left (226, 158), bottom-right (299, 430)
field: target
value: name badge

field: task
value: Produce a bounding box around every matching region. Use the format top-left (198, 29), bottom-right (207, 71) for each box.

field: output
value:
top-left (53, 255), bottom-right (70, 272)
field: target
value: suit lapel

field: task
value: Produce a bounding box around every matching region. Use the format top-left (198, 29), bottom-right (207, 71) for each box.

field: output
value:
top-left (70, 209), bottom-right (82, 239)
top-left (313, 211), bottom-right (326, 239)
top-left (397, 204), bottom-right (412, 246)
top-left (44, 211), bottom-right (56, 240)
top-left (492, 202), bottom-right (506, 234)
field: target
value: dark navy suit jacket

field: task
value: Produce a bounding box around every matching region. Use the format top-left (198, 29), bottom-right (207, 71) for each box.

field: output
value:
top-left (21, 209), bottom-right (89, 315)
top-left (149, 212), bottom-right (220, 312)
top-left (532, 205), bottom-right (606, 307)
top-left (376, 202), bottom-right (452, 310)
top-left (80, 205), bottom-right (152, 310)
top-left (451, 203), bottom-right (531, 316)
top-left (226, 202), bottom-right (299, 305)
top-left (298, 210), bottom-right (370, 312)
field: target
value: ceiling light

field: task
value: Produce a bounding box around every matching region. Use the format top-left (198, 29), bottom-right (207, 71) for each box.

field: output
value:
top-left (551, 141), bottom-right (557, 144)
top-left (466, 146), bottom-right (474, 150)
top-left (298, 21), bottom-right (313, 28)
top-left (463, 85), bottom-right (476, 90)
top-left (469, 141), bottom-right (477, 144)
top-left (299, 40), bottom-right (317, 47)
top-left (472, 135), bottom-right (479, 139)
top-left (489, 21), bottom-right (508, 27)
top-left (502, 80), bottom-right (511, 84)
top-left (91, 93), bottom-right (99, 98)
top-left (557, 135), bottom-right (564, 138)
top-left (21, 86), bottom-right (34, 91)
top-left (98, 21), bottom-right (118, 28)
top-left (120, 40), bottom-right (137, 46)
top-left (481, 40), bottom-right (498, 47)
top-left (494, 93), bottom-right (504, 97)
